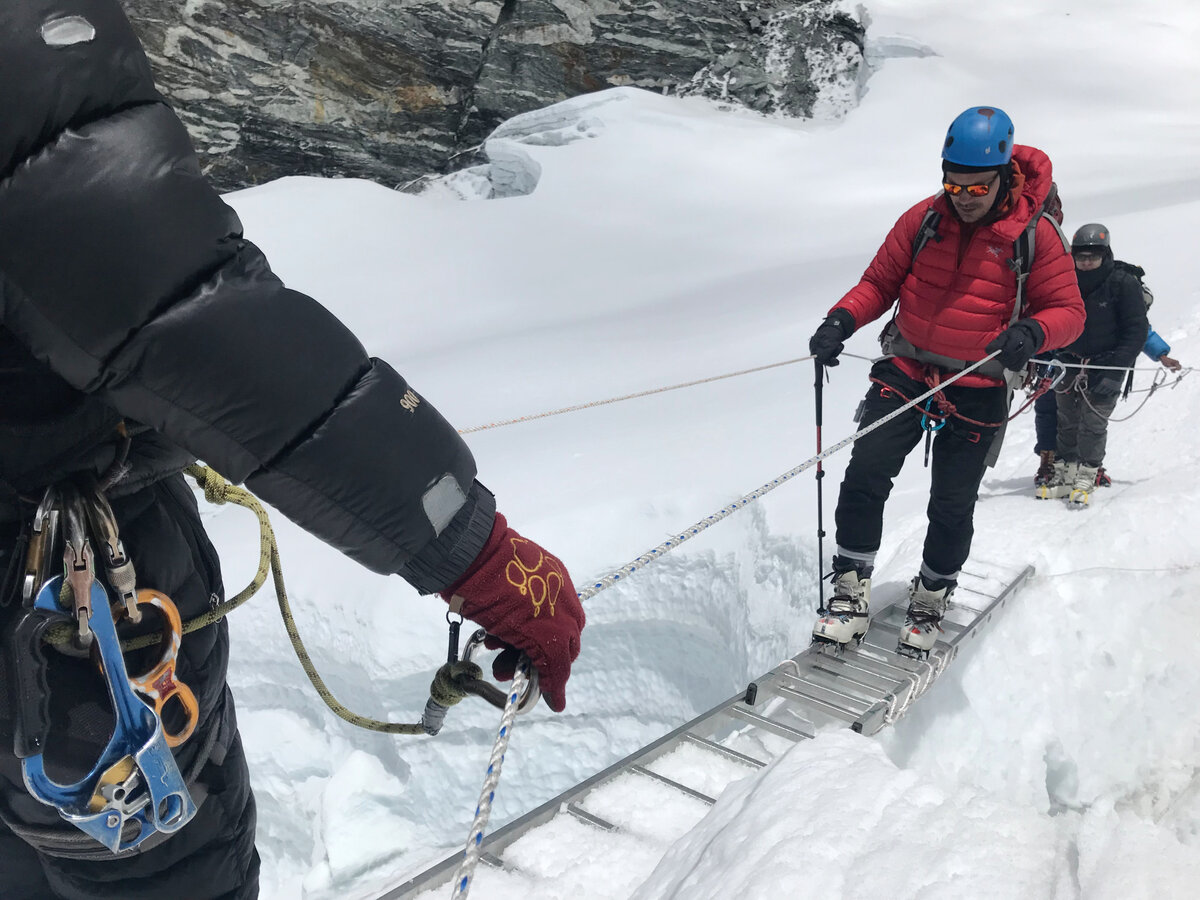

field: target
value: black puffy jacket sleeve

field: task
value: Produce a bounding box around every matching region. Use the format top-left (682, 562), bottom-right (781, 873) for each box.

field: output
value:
top-left (0, 0), bottom-right (493, 587)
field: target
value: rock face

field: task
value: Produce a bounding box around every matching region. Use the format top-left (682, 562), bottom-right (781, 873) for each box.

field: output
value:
top-left (124, 1), bottom-right (863, 192)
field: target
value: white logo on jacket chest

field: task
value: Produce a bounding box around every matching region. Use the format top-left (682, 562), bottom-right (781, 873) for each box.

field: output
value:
top-left (987, 245), bottom-right (1004, 258)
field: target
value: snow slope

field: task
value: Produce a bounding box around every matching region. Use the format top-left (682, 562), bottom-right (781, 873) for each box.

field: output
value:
top-left (205, 0), bottom-right (1200, 896)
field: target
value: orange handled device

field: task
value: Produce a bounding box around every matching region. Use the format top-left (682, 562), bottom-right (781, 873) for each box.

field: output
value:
top-left (117, 589), bottom-right (199, 748)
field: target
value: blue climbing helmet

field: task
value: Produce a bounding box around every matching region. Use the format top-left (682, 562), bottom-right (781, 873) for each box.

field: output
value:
top-left (942, 106), bottom-right (1015, 168)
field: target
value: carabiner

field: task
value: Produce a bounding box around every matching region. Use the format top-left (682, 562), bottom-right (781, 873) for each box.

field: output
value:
top-left (80, 482), bottom-right (140, 624)
top-left (920, 398), bottom-right (945, 433)
top-left (461, 628), bottom-right (542, 714)
top-left (21, 486), bottom-right (60, 608)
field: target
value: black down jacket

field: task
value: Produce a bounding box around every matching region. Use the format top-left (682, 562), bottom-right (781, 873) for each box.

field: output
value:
top-left (0, 0), bottom-right (495, 588)
top-left (1062, 255), bottom-right (1149, 369)
top-left (0, 2), bottom-right (496, 892)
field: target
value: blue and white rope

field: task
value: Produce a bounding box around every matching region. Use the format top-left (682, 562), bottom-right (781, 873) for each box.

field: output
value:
top-left (576, 351), bottom-right (1003, 603)
top-left (450, 660), bottom-right (531, 899)
top-left (451, 350), bottom-right (998, 893)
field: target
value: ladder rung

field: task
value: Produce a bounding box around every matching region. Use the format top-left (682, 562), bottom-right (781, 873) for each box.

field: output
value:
top-left (774, 682), bottom-right (869, 724)
top-left (724, 704), bottom-right (816, 741)
top-left (815, 653), bottom-right (912, 694)
top-left (805, 659), bottom-right (899, 695)
top-left (683, 732), bottom-right (767, 768)
top-left (567, 802), bottom-right (619, 832)
top-left (630, 765), bottom-right (716, 804)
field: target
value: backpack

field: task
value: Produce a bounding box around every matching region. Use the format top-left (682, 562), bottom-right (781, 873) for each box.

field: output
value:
top-left (1112, 260), bottom-right (1154, 309)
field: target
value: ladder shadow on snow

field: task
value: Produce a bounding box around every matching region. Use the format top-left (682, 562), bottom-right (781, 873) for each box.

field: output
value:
top-left (386, 561), bottom-right (1034, 898)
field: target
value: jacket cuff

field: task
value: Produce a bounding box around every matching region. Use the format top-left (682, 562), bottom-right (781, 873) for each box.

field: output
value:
top-left (397, 479), bottom-right (497, 594)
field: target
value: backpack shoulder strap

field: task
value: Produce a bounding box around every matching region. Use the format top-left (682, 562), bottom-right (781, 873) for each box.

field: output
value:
top-left (911, 208), bottom-right (942, 263)
top-left (1112, 259), bottom-right (1147, 279)
top-left (1008, 210), bottom-right (1069, 324)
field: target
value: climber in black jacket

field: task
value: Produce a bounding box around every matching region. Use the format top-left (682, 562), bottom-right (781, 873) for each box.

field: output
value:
top-left (0, 2), bottom-right (584, 897)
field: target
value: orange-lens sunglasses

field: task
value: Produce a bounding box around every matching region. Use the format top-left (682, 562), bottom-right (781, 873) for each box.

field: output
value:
top-left (942, 181), bottom-right (993, 197)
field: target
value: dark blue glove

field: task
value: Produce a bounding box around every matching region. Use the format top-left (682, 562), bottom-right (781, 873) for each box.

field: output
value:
top-left (809, 309), bottom-right (856, 367)
top-left (985, 318), bottom-right (1045, 370)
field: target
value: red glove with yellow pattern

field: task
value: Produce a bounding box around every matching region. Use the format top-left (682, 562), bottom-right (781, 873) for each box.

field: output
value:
top-left (442, 513), bottom-right (584, 712)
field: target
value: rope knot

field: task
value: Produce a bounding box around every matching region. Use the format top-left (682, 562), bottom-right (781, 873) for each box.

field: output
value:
top-left (430, 661), bottom-right (484, 708)
top-left (186, 465), bottom-right (232, 505)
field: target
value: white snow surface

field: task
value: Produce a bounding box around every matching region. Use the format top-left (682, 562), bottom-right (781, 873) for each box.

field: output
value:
top-left (204, 1), bottom-right (1200, 897)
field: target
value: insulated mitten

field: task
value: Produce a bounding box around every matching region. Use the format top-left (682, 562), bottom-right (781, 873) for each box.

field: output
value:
top-left (985, 318), bottom-right (1045, 370)
top-left (809, 308), bottom-right (856, 366)
top-left (442, 513), bottom-right (584, 712)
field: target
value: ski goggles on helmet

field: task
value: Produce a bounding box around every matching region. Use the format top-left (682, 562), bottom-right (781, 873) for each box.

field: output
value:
top-left (942, 180), bottom-right (994, 197)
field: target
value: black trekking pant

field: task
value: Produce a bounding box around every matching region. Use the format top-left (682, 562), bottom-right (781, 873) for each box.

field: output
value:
top-left (1034, 389), bottom-right (1057, 454)
top-left (0, 475), bottom-right (260, 899)
top-left (835, 360), bottom-right (1008, 578)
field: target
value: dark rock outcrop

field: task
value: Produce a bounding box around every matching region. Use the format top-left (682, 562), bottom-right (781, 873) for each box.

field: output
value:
top-left (123, 1), bottom-right (863, 191)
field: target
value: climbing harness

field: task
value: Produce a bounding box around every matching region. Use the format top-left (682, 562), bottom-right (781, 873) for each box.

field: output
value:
top-left (867, 358), bottom-right (1065, 437)
top-left (8, 480), bottom-right (197, 852)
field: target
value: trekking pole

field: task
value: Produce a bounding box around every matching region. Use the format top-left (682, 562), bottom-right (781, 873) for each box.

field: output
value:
top-left (814, 360), bottom-right (827, 613)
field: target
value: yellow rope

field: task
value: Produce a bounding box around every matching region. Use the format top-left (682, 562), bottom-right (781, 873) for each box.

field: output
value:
top-left (44, 465), bottom-right (467, 735)
top-left (184, 465), bottom-right (444, 734)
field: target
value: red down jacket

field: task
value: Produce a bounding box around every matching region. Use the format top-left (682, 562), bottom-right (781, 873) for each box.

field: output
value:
top-left (832, 144), bottom-right (1084, 387)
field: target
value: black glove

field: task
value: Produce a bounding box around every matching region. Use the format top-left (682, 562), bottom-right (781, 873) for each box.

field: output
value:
top-left (809, 308), bottom-right (856, 367)
top-left (985, 318), bottom-right (1045, 370)
top-left (1089, 373), bottom-right (1123, 397)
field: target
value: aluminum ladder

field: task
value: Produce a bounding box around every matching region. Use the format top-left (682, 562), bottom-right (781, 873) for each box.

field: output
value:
top-left (385, 561), bottom-right (1033, 898)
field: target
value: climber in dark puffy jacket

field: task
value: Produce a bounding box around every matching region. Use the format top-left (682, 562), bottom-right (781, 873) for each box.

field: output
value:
top-left (0, 2), bottom-right (584, 898)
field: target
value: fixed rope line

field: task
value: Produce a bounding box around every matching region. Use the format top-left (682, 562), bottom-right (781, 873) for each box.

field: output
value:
top-left (458, 356), bottom-right (812, 434)
top-left (451, 660), bottom-right (531, 900)
top-left (575, 351), bottom-right (1003, 602)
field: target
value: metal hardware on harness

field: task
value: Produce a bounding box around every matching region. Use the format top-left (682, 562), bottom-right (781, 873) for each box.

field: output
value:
top-left (61, 496), bottom-right (95, 652)
top-left (22, 487), bottom-right (61, 608)
top-left (81, 482), bottom-right (141, 625)
top-left (7, 487), bottom-right (196, 854)
top-left (120, 589), bottom-right (200, 748)
top-left (920, 397), bottom-right (944, 467)
top-left (10, 484), bottom-right (197, 853)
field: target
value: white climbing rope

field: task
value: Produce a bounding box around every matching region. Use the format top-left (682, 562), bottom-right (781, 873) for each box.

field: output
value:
top-left (450, 660), bottom-right (532, 900)
top-left (576, 351), bottom-right (1004, 602)
top-left (458, 356), bottom-right (811, 434)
